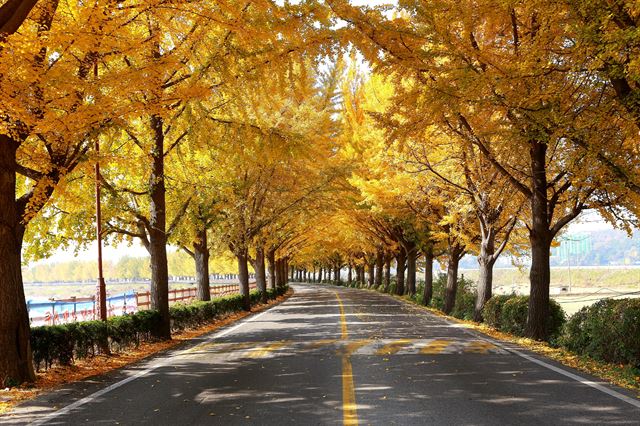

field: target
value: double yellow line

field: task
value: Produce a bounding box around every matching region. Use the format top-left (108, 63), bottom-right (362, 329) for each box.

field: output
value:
top-left (335, 292), bottom-right (359, 426)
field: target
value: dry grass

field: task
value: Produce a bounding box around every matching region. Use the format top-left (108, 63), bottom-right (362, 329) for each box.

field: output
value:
top-left (0, 290), bottom-right (292, 415)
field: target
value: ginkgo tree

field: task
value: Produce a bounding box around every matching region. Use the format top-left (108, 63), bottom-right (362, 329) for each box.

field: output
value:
top-left (0, 0), bottom-right (183, 386)
top-left (401, 125), bottom-right (525, 320)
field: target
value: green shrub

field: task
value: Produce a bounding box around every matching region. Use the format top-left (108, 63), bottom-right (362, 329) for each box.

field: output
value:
top-left (483, 295), bottom-right (513, 329)
top-left (489, 295), bottom-right (565, 341)
top-left (450, 277), bottom-right (476, 321)
top-left (501, 296), bottom-right (530, 336)
top-left (427, 274), bottom-right (476, 320)
top-left (31, 325), bottom-right (73, 370)
top-left (30, 311), bottom-right (158, 371)
top-left (560, 298), bottom-right (640, 366)
top-left (108, 315), bottom-right (138, 350)
top-left (413, 281), bottom-right (425, 305)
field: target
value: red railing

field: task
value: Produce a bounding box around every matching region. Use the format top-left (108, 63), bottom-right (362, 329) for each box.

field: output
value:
top-left (28, 281), bottom-right (258, 326)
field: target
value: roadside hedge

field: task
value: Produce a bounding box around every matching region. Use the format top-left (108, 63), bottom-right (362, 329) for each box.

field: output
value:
top-left (559, 298), bottom-right (640, 366)
top-left (482, 295), bottom-right (566, 341)
top-left (31, 286), bottom-right (288, 371)
top-left (417, 274), bottom-right (476, 321)
top-left (483, 295), bottom-right (513, 329)
top-left (170, 287), bottom-right (285, 331)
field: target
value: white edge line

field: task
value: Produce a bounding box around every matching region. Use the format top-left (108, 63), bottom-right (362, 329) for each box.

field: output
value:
top-left (418, 306), bottom-right (640, 410)
top-left (29, 305), bottom-right (280, 426)
top-left (496, 342), bottom-right (640, 409)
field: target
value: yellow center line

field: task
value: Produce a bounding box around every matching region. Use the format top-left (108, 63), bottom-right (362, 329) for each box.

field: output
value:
top-left (341, 356), bottom-right (358, 426)
top-left (335, 292), bottom-right (349, 340)
top-left (335, 292), bottom-right (359, 426)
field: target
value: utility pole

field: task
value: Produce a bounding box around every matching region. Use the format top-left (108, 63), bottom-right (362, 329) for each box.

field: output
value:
top-left (95, 139), bottom-right (107, 321)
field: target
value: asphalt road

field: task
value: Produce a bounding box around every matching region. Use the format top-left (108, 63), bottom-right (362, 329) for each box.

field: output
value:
top-left (5, 283), bottom-right (640, 425)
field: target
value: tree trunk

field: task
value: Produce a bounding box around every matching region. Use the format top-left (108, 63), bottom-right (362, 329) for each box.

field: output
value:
top-left (193, 228), bottom-right (210, 302)
top-left (443, 243), bottom-right (464, 314)
top-left (255, 245), bottom-right (267, 303)
top-left (275, 259), bottom-right (283, 288)
top-left (384, 255), bottom-right (391, 292)
top-left (334, 266), bottom-right (340, 284)
top-left (285, 258), bottom-right (289, 284)
top-left (405, 244), bottom-right (417, 296)
top-left (347, 265), bottom-right (352, 285)
top-left (279, 258), bottom-right (288, 288)
top-left (423, 247), bottom-right (434, 306)
top-left (395, 251), bottom-right (406, 295)
top-left (474, 230), bottom-right (496, 321)
top-left (148, 114), bottom-right (170, 340)
top-left (367, 261), bottom-right (374, 287)
top-left (0, 139), bottom-right (35, 386)
top-left (526, 139), bottom-right (552, 340)
top-left (237, 249), bottom-right (251, 311)
top-left (290, 265), bottom-right (295, 281)
top-left (267, 249), bottom-right (276, 290)
top-left (375, 249), bottom-right (383, 288)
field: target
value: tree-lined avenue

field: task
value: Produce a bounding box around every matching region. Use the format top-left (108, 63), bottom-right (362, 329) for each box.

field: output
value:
top-left (5, 284), bottom-right (639, 425)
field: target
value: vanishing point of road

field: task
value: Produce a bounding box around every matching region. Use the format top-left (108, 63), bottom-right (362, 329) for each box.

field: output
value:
top-left (6, 283), bottom-right (640, 425)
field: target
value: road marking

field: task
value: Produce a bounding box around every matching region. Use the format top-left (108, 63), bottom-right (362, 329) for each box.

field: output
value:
top-left (420, 339), bottom-right (452, 354)
top-left (428, 311), bottom-right (640, 410)
top-left (247, 341), bottom-right (288, 358)
top-left (492, 340), bottom-right (640, 410)
top-left (465, 340), bottom-right (497, 354)
top-left (335, 292), bottom-right (349, 339)
top-left (189, 338), bottom-right (506, 357)
top-left (335, 292), bottom-right (359, 426)
top-left (342, 339), bottom-right (373, 356)
top-left (306, 339), bottom-right (338, 349)
top-left (375, 339), bottom-right (413, 356)
top-left (28, 306), bottom-right (279, 426)
top-left (341, 356), bottom-right (359, 426)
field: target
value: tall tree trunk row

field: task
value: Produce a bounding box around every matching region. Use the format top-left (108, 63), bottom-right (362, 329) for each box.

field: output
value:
top-left (193, 227), bottom-right (210, 302)
top-left (148, 114), bottom-right (170, 340)
top-left (0, 138), bottom-right (35, 385)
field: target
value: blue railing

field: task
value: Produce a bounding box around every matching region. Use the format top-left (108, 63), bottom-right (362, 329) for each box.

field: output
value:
top-left (27, 291), bottom-right (137, 326)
